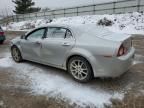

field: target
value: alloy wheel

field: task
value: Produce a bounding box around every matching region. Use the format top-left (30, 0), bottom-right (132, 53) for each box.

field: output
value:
top-left (11, 47), bottom-right (22, 62)
top-left (70, 59), bottom-right (89, 80)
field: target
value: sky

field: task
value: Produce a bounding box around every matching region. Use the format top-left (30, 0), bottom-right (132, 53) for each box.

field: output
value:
top-left (0, 0), bottom-right (118, 16)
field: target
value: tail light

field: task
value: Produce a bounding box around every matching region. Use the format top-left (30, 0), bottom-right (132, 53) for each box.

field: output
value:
top-left (117, 44), bottom-right (127, 57)
top-left (0, 32), bottom-right (4, 35)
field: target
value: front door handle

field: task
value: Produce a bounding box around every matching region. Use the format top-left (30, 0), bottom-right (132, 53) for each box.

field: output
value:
top-left (35, 41), bottom-right (41, 45)
top-left (33, 41), bottom-right (42, 48)
top-left (62, 42), bottom-right (70, 46)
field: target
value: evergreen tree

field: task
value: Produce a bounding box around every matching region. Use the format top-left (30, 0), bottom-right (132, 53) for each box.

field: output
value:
top-left (12, 0), bottom-right (41, 14)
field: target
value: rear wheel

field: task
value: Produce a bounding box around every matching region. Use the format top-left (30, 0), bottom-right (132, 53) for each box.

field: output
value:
top-left (11, 46), bottom-right (23, 62)
top-left (68, 56), bottom-right (93, 83)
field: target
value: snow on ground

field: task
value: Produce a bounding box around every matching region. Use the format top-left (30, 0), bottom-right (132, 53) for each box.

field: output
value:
top-left (3, 19), bottom-right (50, 31)
top-left (0, 57), bottom-right (13, 68)
top-left (0, 55), bottom-right (124, 107)
top-left (133, 54), bottom-right (144, 65)
top-left (3, 12), bottom-right (144, 35)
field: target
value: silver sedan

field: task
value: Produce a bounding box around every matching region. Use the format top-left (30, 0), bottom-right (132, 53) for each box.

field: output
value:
top-left (10, 24), bottom-right (135, 82)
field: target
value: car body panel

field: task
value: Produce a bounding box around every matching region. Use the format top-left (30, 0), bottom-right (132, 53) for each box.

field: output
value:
top-left (10, 24), bottom-right (135, 78)
top-left (41, 37), bottom-right (75, 66)
top-left (89, 47), bottom-right (135, 77)
top-left (20, 38), bottom-right (43, 62)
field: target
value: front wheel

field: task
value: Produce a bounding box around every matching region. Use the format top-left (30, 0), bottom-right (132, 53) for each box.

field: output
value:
top-left (11, 46), bottom-right (23, 62)
top-left (68, 56), bottom-right (93, 83)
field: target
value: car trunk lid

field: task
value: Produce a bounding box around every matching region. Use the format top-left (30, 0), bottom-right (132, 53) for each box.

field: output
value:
top-left (97, 31), bottom-right (131, 42)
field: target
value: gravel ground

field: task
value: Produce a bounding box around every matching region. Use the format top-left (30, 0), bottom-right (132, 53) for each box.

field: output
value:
top-left (0, 32), bottom-right (144, 108)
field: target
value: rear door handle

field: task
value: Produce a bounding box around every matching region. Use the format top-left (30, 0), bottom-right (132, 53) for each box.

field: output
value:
top-left (62, 42), bottom-right (70, 46)
top-left (32, 41), bottom-right (41, 44)
top-left (32, 41), bottom-right (42, 48)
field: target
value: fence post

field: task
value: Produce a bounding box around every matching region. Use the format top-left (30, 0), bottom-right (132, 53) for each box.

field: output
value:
top-left (113, 2), bottom-right (116, 14)
top-left (53, 10), bottom-right (55, 18)
top-left (11, 15), bottom-right (14, 22)
top-left (137, 0), bottom-right (140, 12)
top-left (35, 13), bottom-right (37, 19)
top-left (44, 11), bottom-right (46, 19)
top-left (77, 7), bottom-right (78, 16)
top-left (6, 17), bottom-right (8, 25)
top-left (29, 13), bottom-right (31, 20)
top-left (64, 9), bottom-right (65, 17)
top-left (23, 14), bottom-right (25, 21)
top-left (51, 10), bottom-right (55, 19)
top-left (16, 15), bottom-right (19, 22)
top-left (93, 5), bottom-right (95, 15)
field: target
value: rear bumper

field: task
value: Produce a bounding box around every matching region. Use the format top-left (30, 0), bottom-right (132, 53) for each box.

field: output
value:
top-left (0, 35), bottom-right (6, 41)
top-left (91, 47), bottom-right (135, 77)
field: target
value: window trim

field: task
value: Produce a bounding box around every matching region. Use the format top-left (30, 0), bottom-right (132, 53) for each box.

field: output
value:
top-left (64, 29), bottom-right (73, 39)
top-left (25, 27), bottom-right (47, 40)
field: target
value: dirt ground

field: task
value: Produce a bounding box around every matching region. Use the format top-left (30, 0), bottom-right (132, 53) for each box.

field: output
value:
top-left (0, 32), bottom-right (144, 108)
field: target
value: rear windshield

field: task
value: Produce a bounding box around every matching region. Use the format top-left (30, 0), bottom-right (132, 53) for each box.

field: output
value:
top-left (73, 24), bottom-right (110, 36)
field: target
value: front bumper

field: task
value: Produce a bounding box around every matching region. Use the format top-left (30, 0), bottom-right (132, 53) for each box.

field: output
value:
top-left (91, 47), bottom-right (135, 77)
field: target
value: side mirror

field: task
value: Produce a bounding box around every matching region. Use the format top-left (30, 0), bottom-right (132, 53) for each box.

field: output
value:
top-left (20, 34), bottom-right (26, 39)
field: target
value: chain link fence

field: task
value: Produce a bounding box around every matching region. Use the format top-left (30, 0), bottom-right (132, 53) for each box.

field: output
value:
top-left (0, 0), bottom-right (144, 25)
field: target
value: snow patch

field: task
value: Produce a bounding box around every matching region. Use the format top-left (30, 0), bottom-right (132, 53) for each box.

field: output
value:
top-left (0, 57), bottom-right (13, 68)
top-left (28, 70), bottom-right (112, 106)
top-left (3, 12), bottom-right (144, 35)
top-left (0, 56), bottom-right (124, 107)
top-left (133, 54), bottom-right (144, 65)
top-left (51, 12), bottom-right (144, 34)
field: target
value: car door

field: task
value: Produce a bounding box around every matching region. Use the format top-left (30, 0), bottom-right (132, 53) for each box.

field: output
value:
top-left (21, 27), bottom-right (46, 62)
top-left (41, 27), bottom-right (75, 66)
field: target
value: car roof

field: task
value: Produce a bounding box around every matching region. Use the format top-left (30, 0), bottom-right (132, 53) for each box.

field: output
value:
top-left (38, 23), bottom-right (85, 29)
top-left (38, 23), bottom-right (104, 33)
top-left (28, 23), bottom-right (106, 36)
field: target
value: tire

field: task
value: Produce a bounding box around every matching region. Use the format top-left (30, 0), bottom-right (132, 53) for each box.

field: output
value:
top-left (11, 46), bottom-right (23, 63)
top-left (0, 40), bottom-right (4, 44)
top-left (68, 56), bottom-right (93, 83)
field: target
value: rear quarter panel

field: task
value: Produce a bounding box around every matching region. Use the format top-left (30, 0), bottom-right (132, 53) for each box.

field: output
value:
top-left (74, 34), bottom-right (121, 57)
top-left (64, 34), bottom-right (121, 70)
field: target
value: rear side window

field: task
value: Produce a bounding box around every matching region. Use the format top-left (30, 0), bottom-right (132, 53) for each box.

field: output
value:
top-left (46, 27), bottom-right (66, 38)
top-left (65, 30), bottom-right (73, 39)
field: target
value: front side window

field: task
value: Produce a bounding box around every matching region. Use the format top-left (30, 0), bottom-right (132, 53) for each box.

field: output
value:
top-left (27, 28), bottom-right (45, 40)
top-left (47, 27), bottom-right (67, 38)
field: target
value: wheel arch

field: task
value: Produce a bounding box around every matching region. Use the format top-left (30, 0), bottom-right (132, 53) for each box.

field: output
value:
top-left (11, 44), bottom-right (17, 49)
top-left (11, 43), bottom-right (22, 52)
